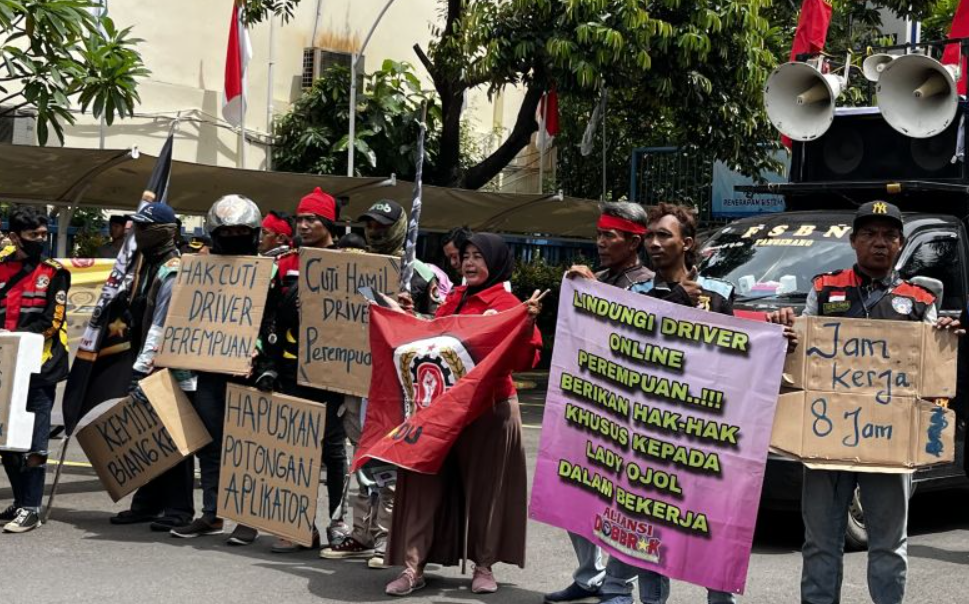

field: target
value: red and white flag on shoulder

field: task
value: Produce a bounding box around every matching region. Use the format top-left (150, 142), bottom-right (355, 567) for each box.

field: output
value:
top-left (223, 0), bottom-right (252, 127)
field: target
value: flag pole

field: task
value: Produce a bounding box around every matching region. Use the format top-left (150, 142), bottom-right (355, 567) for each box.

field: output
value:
top-left (538, 92), bottom-right (548, 194)
top-left (266, 13), bottom-right (276, 171)
top-left (42, 436), bottom-right (71, 523)
top-left (400, 102), bottom-right (428, 294)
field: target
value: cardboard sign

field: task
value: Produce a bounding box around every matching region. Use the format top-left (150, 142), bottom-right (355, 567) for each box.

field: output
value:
top-left (76, 370), bottom-right (211, 501)
top-left (782, 317), bottom-right (957, 400)
top-left (156, 255), bottom-right (273, 375)
top-left (530, 277), bottom-right (788, 595)
top-left (218, 384), bottom-right (326, 546)
top-left (0, 333), bottom-right (43, 452)
top-left (298, 248), bottom-right (400, 396)
top-left (771, 316), bottom-right (958, 472)
top-left (772, 391), bottom-right (955, 471)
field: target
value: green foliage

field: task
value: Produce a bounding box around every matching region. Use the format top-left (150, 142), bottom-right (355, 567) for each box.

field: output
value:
top-left (428, 0), bottom-right (785, 188)
top-left (244, 0), bottom-right (301, 26)
top-left (0, 0), bottom-right (149, 144)
top-left (69, 207), bottom-right (106, 258)
top-left (273, 60), bottom-right (442, 178)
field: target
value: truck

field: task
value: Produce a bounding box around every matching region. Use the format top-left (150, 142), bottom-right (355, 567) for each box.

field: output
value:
top-left (690, 90), bottom-right (969, 549)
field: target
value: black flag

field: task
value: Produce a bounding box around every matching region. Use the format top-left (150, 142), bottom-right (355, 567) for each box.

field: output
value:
top-left (62, 134), bottom-right (175, 434)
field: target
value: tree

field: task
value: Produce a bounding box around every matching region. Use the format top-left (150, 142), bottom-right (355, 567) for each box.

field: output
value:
top-left (0, 0), bottom-right (148, 144)
top-left (273, 60), bottom-right (442, 180)
top-left (554, 0), bottom-right (950, 201)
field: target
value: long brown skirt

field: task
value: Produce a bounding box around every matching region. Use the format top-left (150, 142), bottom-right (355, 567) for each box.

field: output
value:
top-left (386, 395), bottom-right (528, 571)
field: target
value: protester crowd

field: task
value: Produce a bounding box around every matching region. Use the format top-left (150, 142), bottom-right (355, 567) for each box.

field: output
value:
top-left (0, 190), bottom-right (961, 604)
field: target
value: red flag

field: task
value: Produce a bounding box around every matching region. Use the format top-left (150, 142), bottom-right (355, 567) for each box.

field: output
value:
top-left (782, 0), bottom-right (834, 148)
top-left (223, 0), bottom-right (252, 127)
top-left (942, 0), bottom-right (969, 95)
top-left (353, 304), bottom-right (534, 474)
top-left (789, 0), bottom-right (833, 61)
top-left (537, 86), bottom-right (559, 151)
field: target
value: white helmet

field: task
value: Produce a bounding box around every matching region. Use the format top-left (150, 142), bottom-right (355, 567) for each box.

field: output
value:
top-left (205, 194), bottom-right (261, 235)
top-left (206, 194), bottom-right (261, 255)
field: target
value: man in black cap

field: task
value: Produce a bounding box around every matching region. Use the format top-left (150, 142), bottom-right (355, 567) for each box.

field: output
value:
top-left (109, 201), bottom-right (196, 530)
top-left (769, 200), bottom-right (962, 604)
top-left (97, 215), bottom-right (129, 258)
top-left (358, 200), bottom-right (440, 314)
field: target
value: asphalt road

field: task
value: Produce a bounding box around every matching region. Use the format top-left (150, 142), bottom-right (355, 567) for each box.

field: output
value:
top-left (2, 375), bottom-right (968, 604)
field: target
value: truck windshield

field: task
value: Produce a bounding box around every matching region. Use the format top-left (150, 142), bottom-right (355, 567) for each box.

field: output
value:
top-left (698, 221), bottom-right (857, 299)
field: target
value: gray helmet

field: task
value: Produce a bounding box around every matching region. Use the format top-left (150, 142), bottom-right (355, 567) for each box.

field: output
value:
top-left (205, 194), bottom-right (261, 236)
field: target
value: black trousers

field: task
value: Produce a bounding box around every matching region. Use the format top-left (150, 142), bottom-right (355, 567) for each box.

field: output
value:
top-left (129, 391), bottom-right (197, 520)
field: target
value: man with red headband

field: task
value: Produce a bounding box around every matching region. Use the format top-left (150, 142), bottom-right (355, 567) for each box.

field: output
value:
top-left (258, 210), bottom-right (293, 257)
top-left (253, 187), bottom-right (349, 553)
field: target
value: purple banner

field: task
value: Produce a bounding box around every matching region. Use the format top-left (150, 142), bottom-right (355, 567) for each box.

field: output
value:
top-left (530, 278), bottom-right (786, 594)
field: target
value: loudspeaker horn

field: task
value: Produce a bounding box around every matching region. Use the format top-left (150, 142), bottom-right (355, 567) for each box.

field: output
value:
top-left (877, 54), bottom-right (960, 139)
top-left (862, 54), bottom-right (895, 82)
top-left (764, 62), bottom-right (845, 141)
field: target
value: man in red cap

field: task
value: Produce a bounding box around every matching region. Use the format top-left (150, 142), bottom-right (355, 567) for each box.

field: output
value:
top-left (253, 187), bottom-right (349, 552)
top-left (258, 210), bottom-right (294, 258)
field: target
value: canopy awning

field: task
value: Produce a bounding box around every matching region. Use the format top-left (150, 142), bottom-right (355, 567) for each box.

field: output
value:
top-left (0, 143), bottom-right (599, 239)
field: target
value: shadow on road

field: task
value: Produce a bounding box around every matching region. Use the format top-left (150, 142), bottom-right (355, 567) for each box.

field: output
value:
top-left (51, 506), bottom-right (546, 603)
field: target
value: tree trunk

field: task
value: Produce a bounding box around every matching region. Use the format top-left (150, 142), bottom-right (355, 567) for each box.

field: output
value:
top-left (436, 86), bottom-right (466, 186)
top-left (459, 84), bottom-right (544, 190)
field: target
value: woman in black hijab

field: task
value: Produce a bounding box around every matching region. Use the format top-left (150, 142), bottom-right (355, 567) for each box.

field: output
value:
top-left (384, 233), bottom-right (543, 597)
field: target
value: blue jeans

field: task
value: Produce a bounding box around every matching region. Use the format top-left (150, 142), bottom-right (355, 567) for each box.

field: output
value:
top-left (570, 533), bottom-right (736, 603)
top-left (801, 468), bottom-right (910, 604)
top-left (1, 384), bottom-right (56, 511)
top-left (567, 532), bottom-right (634, 594)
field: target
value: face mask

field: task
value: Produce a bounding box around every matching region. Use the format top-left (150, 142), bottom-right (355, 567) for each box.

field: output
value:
top-left (213, 235), bottom-right (256, 256)
top-left (19, 239), bottom-right (44, 262)
top-left (134, 227), bottom-right (173, 252)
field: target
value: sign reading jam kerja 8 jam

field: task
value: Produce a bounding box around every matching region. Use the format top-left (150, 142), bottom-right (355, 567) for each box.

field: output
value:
top-left (530, 277), bottom-right (787, 595)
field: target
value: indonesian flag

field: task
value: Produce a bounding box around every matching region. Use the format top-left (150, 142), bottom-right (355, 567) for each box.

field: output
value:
top-left (537, 86), bottom-right (559, 151)
top-left (353, 304), bottom-right (535, 474)
top-left (789, 0), bottom-right (833, 62)
top-left (783, 0), bottom-right (834, 147)
top-left (223, 0), bottom-right (252, 127)
top-left (942, 0), bottom-right (969, 95)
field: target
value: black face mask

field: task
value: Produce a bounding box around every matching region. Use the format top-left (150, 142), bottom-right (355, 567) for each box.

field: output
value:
top-left (20, 239), bottom-right (44, 262)
top-left (134, 227), bottom-right (173, 252)
top-left (213, 235), bottom-right (256, 256)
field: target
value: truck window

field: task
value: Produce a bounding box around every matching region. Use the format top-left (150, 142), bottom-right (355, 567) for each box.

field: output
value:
top-left (898, 237), bottom-right (965, 311)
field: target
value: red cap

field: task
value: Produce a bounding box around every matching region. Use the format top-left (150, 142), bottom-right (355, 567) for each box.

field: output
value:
top-left (261, 213), bottom-right (293, 237)
top-left (297, 187), bottom-right (337, 222)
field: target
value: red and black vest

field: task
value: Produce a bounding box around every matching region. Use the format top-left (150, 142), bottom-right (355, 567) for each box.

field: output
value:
top-left (0, 249), bottom-right (70, 384)
top-left (812, 266), bottom-right (935, 321)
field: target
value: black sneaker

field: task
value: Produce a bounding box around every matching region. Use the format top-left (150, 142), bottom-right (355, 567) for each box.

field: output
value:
top-left (226, 524), bottom-right (258, 546)
top-left (170, 517), bottom-right (224, 538)
top-left (149, 515), bottom-right (192, 532)
top-left (3, 508), bottom-right (41, 533)
top-left (0, 505), bottom-right (18, 522)
top-left (109, 509), bottom-right (159, 525)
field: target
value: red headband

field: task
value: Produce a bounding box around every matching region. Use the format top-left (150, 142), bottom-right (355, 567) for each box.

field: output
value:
top-left (598, 214), bottom-right (647, 235)
top-left (262, 214), bottom-right (293, 237)
top-left (297, 187), bottom-right (337, 222)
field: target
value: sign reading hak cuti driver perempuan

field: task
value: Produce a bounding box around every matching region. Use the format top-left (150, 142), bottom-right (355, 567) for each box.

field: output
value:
top-left (530, 277), bottom-right (786, 595)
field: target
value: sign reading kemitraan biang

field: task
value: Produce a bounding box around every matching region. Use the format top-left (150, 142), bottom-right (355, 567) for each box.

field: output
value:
top-left (298, 248), bottom-right (400, 396)
top-left (156, 255), bottom-right (273, 375)
top-left (530, 277), bottom-right (787, 595)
